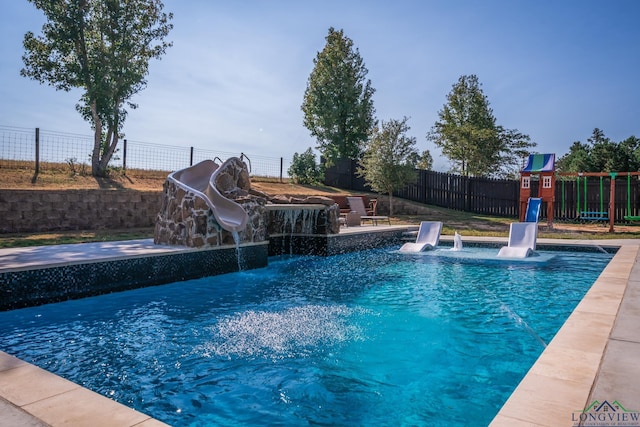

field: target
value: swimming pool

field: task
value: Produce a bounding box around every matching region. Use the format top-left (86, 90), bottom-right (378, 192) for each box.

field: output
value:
top-left (0, 246), bottom-right (612, 426)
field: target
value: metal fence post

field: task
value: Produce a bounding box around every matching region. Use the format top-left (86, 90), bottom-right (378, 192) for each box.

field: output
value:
top-left (31, 127), bottom-right (40, 183)
top-left (280, 157), bottom-right (283, 183)
top-left (122, 139), bottom-right (127, 173)
top-left (190, 147), bottom-right (194, 166)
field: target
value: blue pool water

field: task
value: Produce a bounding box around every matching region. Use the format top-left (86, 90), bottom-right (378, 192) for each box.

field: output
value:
top-left (0, 246), bottom-right (612, 426)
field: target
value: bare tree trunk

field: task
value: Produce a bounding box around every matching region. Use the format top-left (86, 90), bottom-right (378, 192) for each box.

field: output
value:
top-left (388, 191), bottom-right (393, 217)
top-left (90, 100), bottom-right (104, 176)
top-left (98, 129), bottom-right (119, 174)
top-left (93, 107), bottom-right (121, 177)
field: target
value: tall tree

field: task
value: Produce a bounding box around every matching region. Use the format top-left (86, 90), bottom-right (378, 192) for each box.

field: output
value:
top-left (618, 136), bottom-right (640, 171)
top-left (556, 141), bottom-right (591, 172)
top-left (357, 117), bottom-right (418, 216)
top-left (557, 128), bottom-right (640, 172)
top-left (498, 127), bottom-right (536, 178)
top-left (21, 0), bottom-right (173, 177)
top-left (302, 27), bottom-right (376, 166)
top-left (427, 74), bottom-right (535, 178)
top-left (587, 128), bottom-right (618, 171)
top-left (409, 149), bottom-right (433, 170)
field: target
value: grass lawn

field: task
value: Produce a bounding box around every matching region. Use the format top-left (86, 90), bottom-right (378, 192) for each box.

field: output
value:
top-left (2, 208), bottom-right (640, 249)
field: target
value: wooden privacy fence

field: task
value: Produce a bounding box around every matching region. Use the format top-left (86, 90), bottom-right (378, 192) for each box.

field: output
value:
top-left (324, 159), bottom-right (640, 221)
top-left (324, 159), bottom-right (519, 218)
top-left (397, 171), bottom-right (519, 217)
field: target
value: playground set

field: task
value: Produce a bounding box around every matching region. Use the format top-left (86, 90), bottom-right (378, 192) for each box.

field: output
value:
top-left (518, 154), bottom-right (640, 232)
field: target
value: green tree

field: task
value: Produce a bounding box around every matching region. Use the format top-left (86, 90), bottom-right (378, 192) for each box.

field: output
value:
top-left (418, 150), bottom-right (434, 171)
top-left (427, 74), bottom-right (535, 178)
top-left (21, 0), bottom-right (173, 177)
top-left (357, 117), bottom-right (418, 216)
top-left (588, 128), bottom-right (617, 171)
top-left (412, 150), bottom-right (433, 170)
top-left (288, 147), bottom-right (324, 185)
top-left (498, 127), bottom-right (536, 178)
top-left (619, 136), bottom-right (640, 171)
top-left (557, 128), bottom-right (640, 173)
top-left (302, 27), bottom-right (376, 166)
top-left (556, 141), bottom-right (591, 172)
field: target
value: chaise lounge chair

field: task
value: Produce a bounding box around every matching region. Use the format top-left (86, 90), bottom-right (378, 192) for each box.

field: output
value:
top-left (497, 222), bottom-right (538, 258)
top-left (399, 221), bottom-right (442, 252)
top-left (346, 197), bottom-right (391, 226)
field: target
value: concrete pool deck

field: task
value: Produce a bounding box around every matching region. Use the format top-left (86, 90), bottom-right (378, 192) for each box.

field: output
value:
top-left (0, 228), bottom-right (638, 426)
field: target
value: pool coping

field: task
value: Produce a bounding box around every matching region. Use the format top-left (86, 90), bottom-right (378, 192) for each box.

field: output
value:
top-left (0, 230), bottom-right (638, 426)
top-left (489, 239), bottom-right (640, 426)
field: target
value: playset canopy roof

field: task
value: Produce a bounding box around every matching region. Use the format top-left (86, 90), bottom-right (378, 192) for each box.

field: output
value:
top-left (522, 153), bottom-right (555, 173)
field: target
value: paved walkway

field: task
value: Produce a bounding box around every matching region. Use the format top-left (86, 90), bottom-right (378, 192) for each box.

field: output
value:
top-left (0, 239), bottom-right (184, 271)
top-left (0, 225), bottom-right (411, 272)
top-left (0, 233), bottom-right (638, 426)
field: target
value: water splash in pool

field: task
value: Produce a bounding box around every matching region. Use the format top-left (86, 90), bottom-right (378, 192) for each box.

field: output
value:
top-left (199, 305), bottom-right (365, 359)
top-left (452, 231), bottom-right (463, 251)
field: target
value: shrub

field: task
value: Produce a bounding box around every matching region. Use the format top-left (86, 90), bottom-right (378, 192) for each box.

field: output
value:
top-left (288, 148), bottom-right (324, 185)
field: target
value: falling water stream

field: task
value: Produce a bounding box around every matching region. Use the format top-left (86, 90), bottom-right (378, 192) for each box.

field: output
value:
top-left (277, 208), bottom-right (321, 254)
top-left (231, 230), bottom-right (243, 271)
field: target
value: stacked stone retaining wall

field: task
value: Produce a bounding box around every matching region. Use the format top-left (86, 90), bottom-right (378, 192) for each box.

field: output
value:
top-left (0, 190), bottom-right (162, 233)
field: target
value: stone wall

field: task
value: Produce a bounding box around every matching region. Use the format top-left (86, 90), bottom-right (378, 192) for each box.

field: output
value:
top-left (0, 190), bottom-right (161, 233)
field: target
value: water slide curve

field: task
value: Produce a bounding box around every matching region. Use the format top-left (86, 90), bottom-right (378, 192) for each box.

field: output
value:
top-left (525, 197), bottom-right (542, 222)
top-left (168, 159), bottom-right (249, 232)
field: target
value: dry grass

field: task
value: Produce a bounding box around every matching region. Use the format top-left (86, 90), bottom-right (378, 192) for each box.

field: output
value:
top-left (0, 160), bottom-right (342, 195)
top-left (0, 160), bottom-right (167, 190)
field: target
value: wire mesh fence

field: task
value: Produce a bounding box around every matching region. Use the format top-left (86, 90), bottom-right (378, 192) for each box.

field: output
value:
top-left (0, 126), bottom-right (35, 164)
top-left (0, 125), bottom-right (292, 178)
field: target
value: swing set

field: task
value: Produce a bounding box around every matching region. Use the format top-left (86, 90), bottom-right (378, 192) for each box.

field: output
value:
top-left (556, 171), bottom-right (640, 232)
top-left (624, 174), bottom-right (640, 222)
top-left (518, 154), bottom-right (640, 232)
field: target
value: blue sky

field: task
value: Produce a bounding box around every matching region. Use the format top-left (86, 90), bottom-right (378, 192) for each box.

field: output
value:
top-left (1, 1), bottom-right (639, 171)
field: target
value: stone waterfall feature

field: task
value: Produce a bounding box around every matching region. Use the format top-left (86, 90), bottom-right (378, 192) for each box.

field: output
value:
top-left (154, 157), bottom-right (340, 249)
top-left (154, 157), bottom-right (265, 247)
top-left (266, 195), bottom-right (341, 236)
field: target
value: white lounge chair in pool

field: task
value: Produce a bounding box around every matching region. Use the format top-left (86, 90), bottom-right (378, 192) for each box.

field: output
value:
top-left (497, 222), bottom-right (538, 258)
top-left (399, 221), bottom-right (442, 252)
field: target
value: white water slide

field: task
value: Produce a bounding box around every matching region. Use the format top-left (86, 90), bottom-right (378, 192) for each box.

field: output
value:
top-left (168, 159), bottom-right (249, 232)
